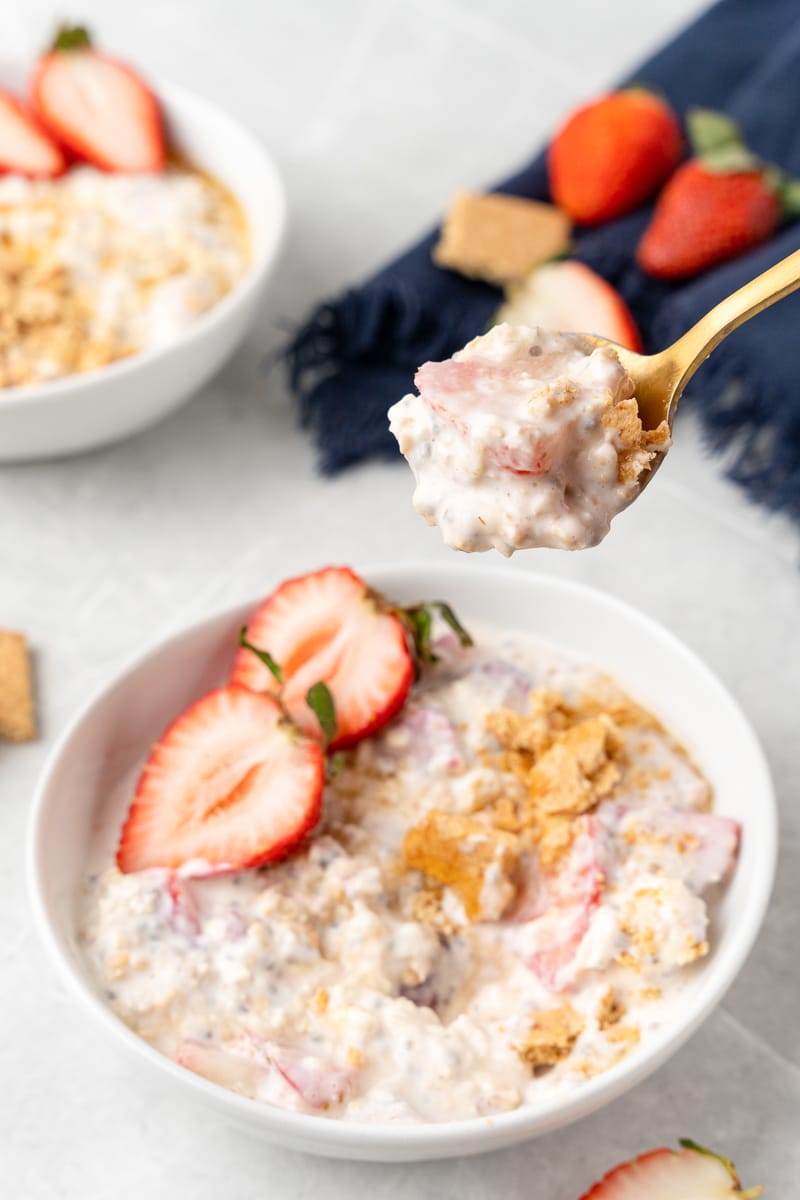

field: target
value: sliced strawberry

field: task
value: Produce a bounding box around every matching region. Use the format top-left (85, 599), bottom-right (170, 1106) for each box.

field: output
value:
top-left (497, 260), bottom-right (642, 353)
top-left (267, 1043), bottom-right (355, 1109)
top-left (117, 685), bottom-right (324, 875)
top-left (230, 567), bottom-right (415, 751)
top-left (579, 1141), bottom-right (762, 1199)
top-left (177, 1040), bottom-right (268, 1095)
top-left (31, 27), bottom-right (165, 173)
top-left (528, 818), bottom-right (607, 991)
top-left (0, 92), bottom-right (65, 178)
top-left (163, 874), bottom-right (201, 937)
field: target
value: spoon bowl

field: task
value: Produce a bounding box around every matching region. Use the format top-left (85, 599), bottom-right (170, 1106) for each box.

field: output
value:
top-left (584, 247), bottom-right (800, 433)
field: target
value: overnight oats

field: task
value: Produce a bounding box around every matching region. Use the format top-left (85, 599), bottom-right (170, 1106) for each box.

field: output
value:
top-left (78, 568), bottom-right (739, 1124)
top-left (388, 323), bottom-right (670, 555)
top-left (0, 30), bottom-right (249, 388)
top-left (0, 166), bottom-right (248, 387)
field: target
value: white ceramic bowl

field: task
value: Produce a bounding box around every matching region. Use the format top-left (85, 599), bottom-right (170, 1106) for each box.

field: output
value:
top-left (27, 563), bottom-right (776, 1161)
top-left (0, 71), bottom-right (286, 461)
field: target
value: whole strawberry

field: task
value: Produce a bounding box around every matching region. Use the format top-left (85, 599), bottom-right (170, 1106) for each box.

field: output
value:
top-left (637, 109), bottom-right (800, 279)
top-left (548, 88), bottom-right (682, 225)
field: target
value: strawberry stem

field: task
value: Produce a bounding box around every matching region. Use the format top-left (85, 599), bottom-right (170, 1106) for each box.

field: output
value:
top-left (52, 24), bottom-right (92, 51)
top-left (239, 628), bottom-right (283, 684)
top-left (401, 601), bottom-right (473, 665)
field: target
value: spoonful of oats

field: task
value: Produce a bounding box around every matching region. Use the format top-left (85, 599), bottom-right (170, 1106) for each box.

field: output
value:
top-left (388, 248), bottom-right (800, 555)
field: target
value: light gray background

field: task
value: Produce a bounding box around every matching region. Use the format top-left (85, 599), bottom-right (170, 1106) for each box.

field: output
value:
top-left (2, 1), bottom-right (798, 1196)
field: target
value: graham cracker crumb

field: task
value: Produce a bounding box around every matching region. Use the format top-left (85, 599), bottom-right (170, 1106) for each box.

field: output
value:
top-left (402, 809), bottom-right (520, 920)
top-left (410, 886), bottom-right (459, 936)
top-left (346, 1046), bottom-right (367, 1069)
top-left (602, 393), bottom-right (671, 486)
top-left (311, 988), bottom-right (329, 1015)
top-left (635, 987), bottom-right (662, 1003)
top-left (597, 988), bottom-right (625, 1031)
top-left (516, 1003), bottom-right (584, 1069)
top-left (433, 191), bottom-right (571, 285)
top-left (606, 1024), bottom-right (640, 1049)
top-left (0, 630), bottom-right (36, 742)
top-left (483, 692), bottom-right (623, 864)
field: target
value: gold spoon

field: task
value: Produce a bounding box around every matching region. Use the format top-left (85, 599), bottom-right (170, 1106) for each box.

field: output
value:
top-left (582, 246), bottom-right (800, 484)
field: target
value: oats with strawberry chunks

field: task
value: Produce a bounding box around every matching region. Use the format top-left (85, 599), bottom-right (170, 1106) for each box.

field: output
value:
top-left (389, 323), bottom-right (669, 555)
top-left (81, 570), bottom-right (738, 1123)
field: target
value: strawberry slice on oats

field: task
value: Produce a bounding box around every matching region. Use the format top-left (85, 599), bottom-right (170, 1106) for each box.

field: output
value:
top-left (0, 91), bottom-right (65, 177)
top-left (117, 685), bottom-right (324, 875)
top-left (231, 566), bottom-right (416, 751)
top-left (31, 26), bottom-right (165, 173)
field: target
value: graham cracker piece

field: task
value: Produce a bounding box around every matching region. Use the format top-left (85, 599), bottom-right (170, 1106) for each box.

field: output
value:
top-left (0, 630), bottom-right (36, 742)
top-left (602, 395), bottom-right (671, 485)
top-left (516, 1003), bottom-right (584, 1069)
top-left (483, 693), bottom-right (624, 865)
top-left (597, 987), bottom-right (625, 1031)
top-left (402, 809), bottom-right (520, 920)
top-left (433, 191), bottom-right (571, 285)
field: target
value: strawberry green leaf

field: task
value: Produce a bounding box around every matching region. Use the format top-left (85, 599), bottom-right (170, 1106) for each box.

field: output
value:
top-left (238, 627), bottom-right (283, 684)
top-left (778, 176), bottom-right (800, 217)
top-left (306, 681), bottom-right (338, 744)
top-left (404, 605), bottom-right (435, 663)
top-left (52, 24), bottom-right (92, 51)
top-left (687, 108), bottom-right (744, 157)
top-left (431, 601), bottom-right (474, 649)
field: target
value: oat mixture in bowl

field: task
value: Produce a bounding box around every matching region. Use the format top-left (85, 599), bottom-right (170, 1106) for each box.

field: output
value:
top-left (75, 567), bottom-right (742, 1126)
top-left (0, 164), bottom-right (248, 388)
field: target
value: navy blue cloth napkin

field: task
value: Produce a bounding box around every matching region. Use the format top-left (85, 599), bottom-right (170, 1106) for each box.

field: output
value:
top-left (289, 0), bottom-right (800, 521)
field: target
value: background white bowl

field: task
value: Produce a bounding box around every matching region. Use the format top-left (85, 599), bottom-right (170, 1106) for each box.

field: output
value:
top-left (27, 563), bottom-right (776, 1161)
top-left (0, 73), bottom-right (286, 461)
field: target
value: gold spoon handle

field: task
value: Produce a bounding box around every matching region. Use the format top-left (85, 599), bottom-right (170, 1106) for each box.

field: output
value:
top-left (663, 246), bottom-right (800, 411)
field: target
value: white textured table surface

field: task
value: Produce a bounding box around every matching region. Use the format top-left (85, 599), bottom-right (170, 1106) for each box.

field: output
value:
top-left (3, 2), bottom-right (799, 1196)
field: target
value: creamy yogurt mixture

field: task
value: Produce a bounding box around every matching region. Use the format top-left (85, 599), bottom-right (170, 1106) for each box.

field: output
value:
top-left (0, 165), bottom-right (248, 387)
top-left (388, 324), bottom-right (670, 555)
top-left (80, 624), bottom-right (737, 1123)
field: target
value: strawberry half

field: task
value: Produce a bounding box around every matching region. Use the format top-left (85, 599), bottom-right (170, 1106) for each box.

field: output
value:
top-left (637, 108), bottom-right (800, 280)
top-left (116, 685), bottom-right (324, 875)
top-left (30, 25), bottom-right (165, 173)
top-left (548, 88), bottom-right (682, 225)
top-left (0, 91), bottom-right (65, 178)
top-left (497, 260), bottom-right (642, 352)
top-left (579, 1140), bottom-right (762, 1200)
top-left (230, 567), bottom-right (416, 751)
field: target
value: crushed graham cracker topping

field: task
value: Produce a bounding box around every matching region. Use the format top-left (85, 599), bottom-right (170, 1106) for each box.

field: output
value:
top-left (601, 393), bottom-right (671, 485)
top-left (402, 809), bottom-right (520, 921)
top-left (482, 689), bottom-right (624, 866)
top-left (597, 988), bottom-right (626, 1031)
top-left (0, 165), bottom-right (248, 389)
top-left (516, 1004), bottom-right (584, 1069)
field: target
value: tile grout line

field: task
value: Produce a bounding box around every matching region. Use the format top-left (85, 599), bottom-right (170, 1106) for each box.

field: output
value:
top-left (291, 0), bottom-right (398, 159)
top-left (717, 1004), bottom-right (800, 1084)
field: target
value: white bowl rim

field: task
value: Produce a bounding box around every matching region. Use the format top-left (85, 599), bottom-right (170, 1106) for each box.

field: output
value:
top-left (0, 74), bottom-right (287, 411)
top-left (26, 562), bottom-right (777, 1155)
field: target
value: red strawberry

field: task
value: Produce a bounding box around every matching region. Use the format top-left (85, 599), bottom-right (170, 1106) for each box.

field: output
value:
top-left (30, 25), bottom-right (165, 173)
top-left (498, 260), bottom-right (643, 352)
top-left (117, 685), bottom-right (324, 875)
top-left (231, 567), bottom-right (416, 751)
top-left (0, 91), bottom-right (65, 178)
top-left (548, 88), bottom-right (682, 225)
top-left (637, 108), bottom-right (800, 279)
top-left (579, 1140), bottom-right (762, 1199)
